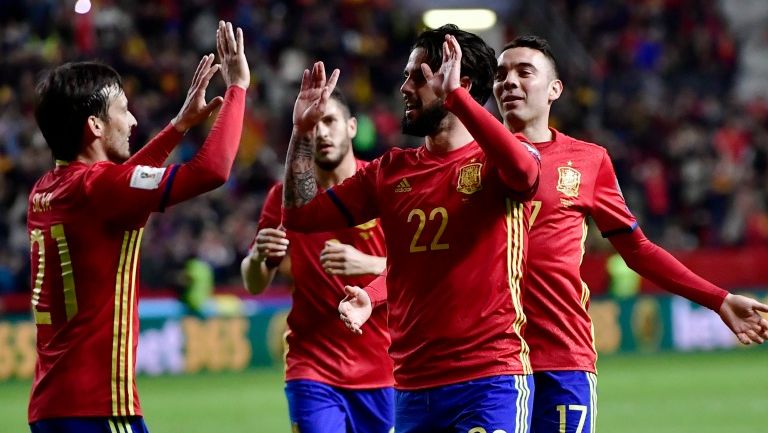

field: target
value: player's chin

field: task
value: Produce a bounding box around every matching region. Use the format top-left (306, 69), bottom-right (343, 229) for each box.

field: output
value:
top-left (503, 110), bottom-right (525, 125)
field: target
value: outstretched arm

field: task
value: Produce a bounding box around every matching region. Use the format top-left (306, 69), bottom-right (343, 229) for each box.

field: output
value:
top-left (128, 54), bottom-right (224, 167)
top-left (363, 271), bottom-right (387, 306)
top-left (320, 241), bottom-right (386, 276)
top-left (283, 61), bottom-right (339, 209)
top-left (610, 228), bottom-right (768, 344)
top-left (718, 294), bottom-right (768, 344)
top-left (422, 34), bottom-right (539, 193)
top-left (163, 21), bottom-right (250, 207)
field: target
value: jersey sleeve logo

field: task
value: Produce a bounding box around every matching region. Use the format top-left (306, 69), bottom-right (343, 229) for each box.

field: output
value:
top-left (457, 162), bottom-right (483, 195)
top-left (556, 165), bottom-right (581, 198)
top-left (129, 166), bottom-right (167, 190)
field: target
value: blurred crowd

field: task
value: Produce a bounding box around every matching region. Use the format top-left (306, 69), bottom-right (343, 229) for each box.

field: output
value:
top-left (1, 0), bottom-right (767, 294)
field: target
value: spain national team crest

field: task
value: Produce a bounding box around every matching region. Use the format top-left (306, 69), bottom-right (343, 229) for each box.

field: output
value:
top-left (457, 162), bottom-right (483, 195)
top-left (556, 165), bottom-right (581, 197)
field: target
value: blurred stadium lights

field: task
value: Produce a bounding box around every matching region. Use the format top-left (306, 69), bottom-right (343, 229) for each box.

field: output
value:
top-left (423, 9), bottom-right (497, 31)
top-left (74, 0), bottom-right (91, 14)
top-left (397, 0), bottom-right (522, 54)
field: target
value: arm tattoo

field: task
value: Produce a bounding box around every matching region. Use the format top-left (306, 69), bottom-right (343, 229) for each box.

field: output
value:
top-left (284, 131), bottom-right (317, 208)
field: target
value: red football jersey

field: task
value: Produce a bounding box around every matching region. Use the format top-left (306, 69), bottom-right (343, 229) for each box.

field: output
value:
top-left (259, 162), bottom-right (394, 389)
top-left (286, 141), bottom-right (534, 390)
top-left (524, 129), bottom-right (637, 373)
top-left (27, 160), bottom-right (179, 422)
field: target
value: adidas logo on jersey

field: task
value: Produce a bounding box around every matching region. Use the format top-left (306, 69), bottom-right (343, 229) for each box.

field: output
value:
top-left (395, 178), bottom-right (412, 192)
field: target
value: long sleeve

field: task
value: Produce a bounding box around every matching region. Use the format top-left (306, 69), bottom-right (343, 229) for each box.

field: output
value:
top-left (283, 157), bottom-right (380, 233)
top-left (363, 271), bottom-right (387, 307)
top-left (282, 192), bottom-right (356, 233)
top-left (125, 123), bottom-right (184, 167)
top-left (609, 228), bottom-right (729, 311)
top-left (163, 86), bottom-right (246, 208)
top-left (444, 88), bottom-right (540, 195)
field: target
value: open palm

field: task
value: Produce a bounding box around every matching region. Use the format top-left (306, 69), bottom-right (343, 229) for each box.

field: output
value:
top-left (421, 34), bottom-right (463, 99)
top-left (293, 61), bottom-right (340, 133)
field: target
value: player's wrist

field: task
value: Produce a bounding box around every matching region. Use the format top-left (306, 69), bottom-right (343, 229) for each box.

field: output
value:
top-left (171, 116), bottom-right (190, 133)
top-left (228, 82), bottom-right (249, 91)
top-left (292, 123), bottom-right (317, 137)
top-left (249, 252), bottom-right (267, 265)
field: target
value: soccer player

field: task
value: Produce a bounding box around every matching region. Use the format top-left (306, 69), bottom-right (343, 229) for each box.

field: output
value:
top-left (240, 89), bottom-right (394, 433)
top-left (27, 21), bottom-right (249, 433)
top-left (283, 26), bottom-right (541, 432)
top-left (492, 35), bottom-right (768, 433)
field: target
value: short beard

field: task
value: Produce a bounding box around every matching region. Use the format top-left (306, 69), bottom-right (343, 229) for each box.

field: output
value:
top-left (401, 100), bottom-right (449, 137)
top-left (314, 140), bottom-right (350, 171)
top-left (315, 156), bottom-right (343, 172)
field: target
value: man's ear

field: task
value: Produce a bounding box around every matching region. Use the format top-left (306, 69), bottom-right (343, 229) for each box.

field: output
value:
top-left (548, 79), bottom-right (563, 103)
top-left (347, 116), bottom-right (357, 139)
top-left (460, 76), bottom-right (472, 93)
top-left (86, 115), bottom-right (104, 139)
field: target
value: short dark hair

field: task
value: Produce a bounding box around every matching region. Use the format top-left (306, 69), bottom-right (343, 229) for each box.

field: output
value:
top-left (329, 88), bottom-right (352, 119)
top-left (412, 24), bottom-right (497, 105)
top-left (34, 62), bottom-right (123, 161)
top-left (501, 35), bottom-right (559, 79)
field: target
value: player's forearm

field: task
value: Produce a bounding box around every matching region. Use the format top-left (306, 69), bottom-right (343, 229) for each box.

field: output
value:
top-left (281, 126), bottom-right (352, 232)
top-left (126, 123), bottom-right (184, 167)
top-left (240, 254), bottom-right (277, 295)
top-left (444, 88), bottom-right (539, 191)
top-left (610, 229), bottom-right (729, 310)
top-left (165, 86), bottom-right (246, 205)
top-left (283, 126), bottom-right (317, 209)
top-left (363, 271), bottom-right (388, 307)
top-left (364, 255), bottom-right (387, 276)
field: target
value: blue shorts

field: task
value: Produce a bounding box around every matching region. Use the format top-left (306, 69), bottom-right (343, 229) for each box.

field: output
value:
top-left (531, 371), bottom-right (597, 433)
top-left (30, 416), bottom-right (148, 433)
top-left (285, 379), bottom-right (394, 433)
top-left (396, 374), bottom-right (534, 433)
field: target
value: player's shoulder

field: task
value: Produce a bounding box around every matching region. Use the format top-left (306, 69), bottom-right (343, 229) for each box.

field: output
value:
top-left (82, 160), bottom-right (128, 181)
top-left (354, 147), bottom-right (416, 173)
top-left (85, 161), bottom-right (169, 191)
top-left (266, 180), bottom-right (284, 194)
top-left (555, 130), bottom-right (610, 160)
top-left (263, 181), bottom-right (284, 204)
top-left (556, 130), bottom-right (607, 153)
top-left (31, 162), bottom-right (89, 197)
top-left (381, 146), bottom-right (418, 161)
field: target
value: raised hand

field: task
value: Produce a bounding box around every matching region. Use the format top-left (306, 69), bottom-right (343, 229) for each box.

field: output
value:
top-left (216, 20), bottom-right (250, 89)
top-left (171, 54), bottom-right (224, 132)
top-left (718, 293), bottom-right (768, 344)
top-left (320, 241), bottom-right (386, 276)
top-left (252, 227), bottom-right (289, 262)
top-left (420, 34), bottom-right (463, 99)
top-left (338, 285), bottom-right (373, 335)
top-left (293, 61), bottom-right (340, 134)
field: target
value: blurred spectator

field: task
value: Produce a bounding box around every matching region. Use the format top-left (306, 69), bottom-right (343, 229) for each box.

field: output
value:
top-left (1, 0), bottom-right (767, 294)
